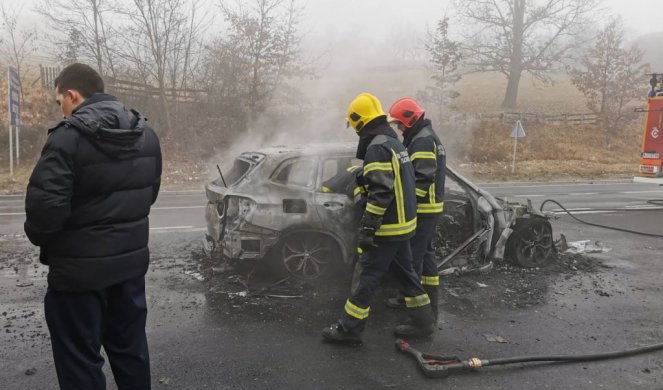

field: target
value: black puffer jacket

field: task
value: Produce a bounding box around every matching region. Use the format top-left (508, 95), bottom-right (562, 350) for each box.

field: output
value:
top-left (24, 93), bottom-right (162, 292)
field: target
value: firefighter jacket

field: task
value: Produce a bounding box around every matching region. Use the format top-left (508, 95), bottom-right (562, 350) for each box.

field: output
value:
top-left (356, 118), bottom-right (418, 242)
top-left (402, 118), bottom-right (446, 215)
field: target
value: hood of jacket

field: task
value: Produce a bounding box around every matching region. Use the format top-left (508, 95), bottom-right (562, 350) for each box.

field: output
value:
top-left (355, 116), bottom-right (398, 160)
top-left (402, 117), bottom-right (431, 147)
top-left (60, 93), bottom-right (147, 159)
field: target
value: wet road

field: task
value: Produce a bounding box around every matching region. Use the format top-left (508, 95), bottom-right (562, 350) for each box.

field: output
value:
top-left (1, 181), bottom-right (663, 389)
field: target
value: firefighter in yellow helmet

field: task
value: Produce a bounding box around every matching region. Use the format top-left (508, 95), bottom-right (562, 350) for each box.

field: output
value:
top-left (322, 93), bottom-right (435, 344)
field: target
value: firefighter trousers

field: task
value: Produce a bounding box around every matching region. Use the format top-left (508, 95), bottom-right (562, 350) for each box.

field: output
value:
top-left (411, 214), bottom-right (441, 288)
top-left (340, 240), bottom-right (432, 334)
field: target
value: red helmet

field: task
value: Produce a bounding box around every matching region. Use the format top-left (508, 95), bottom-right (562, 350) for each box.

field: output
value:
top-left (388, 97), bottom-right (425, 128)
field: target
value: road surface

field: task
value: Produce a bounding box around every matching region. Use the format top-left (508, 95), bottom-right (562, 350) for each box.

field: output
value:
top-left (1, 180), bottom-right (662, 389)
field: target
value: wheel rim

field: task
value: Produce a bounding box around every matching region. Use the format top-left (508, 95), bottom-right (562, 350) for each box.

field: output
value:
top-left (516, 222), bottom-right (553, 266)
top-left (281, 233), bottom-right (332, 279)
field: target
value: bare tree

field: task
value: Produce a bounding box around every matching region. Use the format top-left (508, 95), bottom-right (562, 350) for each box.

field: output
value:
top-left (417, 17), bottom-right (463, 124)
top-left (455, 0), bottom-right (600, 108)
top-left (117, 0), bottom-right (208, 135)
top-left (36, 0), bottom-right (116, 76)
top-left (215, 0), bottom-right (304, 114)
top-left (0, 4), bottom-right (38, 99)
top-left (569, 19), bottom-right (650, 148)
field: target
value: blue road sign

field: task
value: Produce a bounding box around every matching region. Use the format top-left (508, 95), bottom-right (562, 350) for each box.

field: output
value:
top-left (8, 67), bottom-right (20, 126)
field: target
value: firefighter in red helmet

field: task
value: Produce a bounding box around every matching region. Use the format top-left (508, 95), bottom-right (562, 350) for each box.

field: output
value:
top-left (386, 97), bottom-right (446, 323)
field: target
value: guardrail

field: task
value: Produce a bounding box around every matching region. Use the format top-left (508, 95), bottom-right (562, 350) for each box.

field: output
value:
top-left (447, 112), bottom-right (598, 125)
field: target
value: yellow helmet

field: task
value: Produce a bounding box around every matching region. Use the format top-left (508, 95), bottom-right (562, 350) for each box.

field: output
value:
top-left (346, 92), bottom-right (385, 132)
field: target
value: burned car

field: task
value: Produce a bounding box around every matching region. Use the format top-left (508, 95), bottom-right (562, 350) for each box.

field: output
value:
top-left (203, 143), bottom-right (554, 280)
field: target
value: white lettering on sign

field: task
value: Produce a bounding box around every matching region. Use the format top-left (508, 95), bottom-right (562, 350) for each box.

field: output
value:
top-left (10, 90), bottom-right (19, 102)
top-left (653, 127), bottom-right (660, 139)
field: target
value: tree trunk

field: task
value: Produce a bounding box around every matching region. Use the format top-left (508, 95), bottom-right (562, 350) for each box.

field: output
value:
top-left (502, 67), bottom-right (523, 108)
top-left (158, 77), bottom-right (173, 136)
top-left (501, 0), bottom-right (525, 109)
top-left (92, 0), bottom-right (103, 75)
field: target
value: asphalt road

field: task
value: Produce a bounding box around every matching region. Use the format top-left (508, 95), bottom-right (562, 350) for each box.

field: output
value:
top-left (1, 180), bottom-right (663, 389)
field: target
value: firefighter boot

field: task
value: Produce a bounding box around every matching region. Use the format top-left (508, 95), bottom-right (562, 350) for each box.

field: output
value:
top-left (424, 285), bottom-right (439, 323)
top-left (394, 305), bottom-right (435, 337)
top-left (322, 322), bottom-right (363, 344)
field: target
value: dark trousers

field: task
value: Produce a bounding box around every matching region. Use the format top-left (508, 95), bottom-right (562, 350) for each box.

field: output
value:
top-left (45, 276), bottom-right (151, 390)
top-left (411, 214), bottom-right (441, 283)
top-left (340, 240), bottom-right (430, 333)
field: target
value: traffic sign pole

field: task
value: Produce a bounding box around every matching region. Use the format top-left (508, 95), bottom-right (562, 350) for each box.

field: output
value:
top-left (511, 134), bottom-right (518, 173)
top-left (510, 120), bottom-right (526, 174)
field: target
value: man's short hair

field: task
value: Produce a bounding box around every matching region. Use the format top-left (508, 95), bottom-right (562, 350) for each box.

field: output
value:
top-left (54, 63), bottom-right (104, 98)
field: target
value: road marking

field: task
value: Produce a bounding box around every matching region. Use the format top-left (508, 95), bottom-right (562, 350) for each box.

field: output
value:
top-left (150, 226), bottom-right (194, 230)
top-left (513, 194), bottom-right (546, 197)
top-left (152, 206), bottom-right (205, 210)
top-left (620, 190), bottom-right (663, 194)
top-left (0, 206), bottom-right (205, 216)
top-left (160, 190), bottom-right (204, 194)
top-left (480, 182), bottom-right (630, 189)
top-left (150, 227), bottom-right (206, 233)
top-left (569, 192), bottom-right (599, 196)
top-left (551, 207), bottom-right (591, 211)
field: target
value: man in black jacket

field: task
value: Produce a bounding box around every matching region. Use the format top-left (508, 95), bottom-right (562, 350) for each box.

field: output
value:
top-left (322, 93), bottom-right (435, 344)
top-left (24, 63), bottom-right (161, 389)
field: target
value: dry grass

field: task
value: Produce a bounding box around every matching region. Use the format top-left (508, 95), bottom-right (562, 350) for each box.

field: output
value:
top-left (453, 72), bottom-right (588, 114)
top-left (0, 166), bottom-right (33, 195)
top-left (467, 120), bottom-right (640, 164)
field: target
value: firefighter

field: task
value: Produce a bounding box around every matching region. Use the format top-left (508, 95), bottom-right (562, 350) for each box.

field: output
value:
top-left (386, 97), bottom-right (446, 321)
top-left (322, 93), bottom-right (435, 344)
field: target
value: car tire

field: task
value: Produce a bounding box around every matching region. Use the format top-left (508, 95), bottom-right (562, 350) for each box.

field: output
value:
top-left (271, 231), bottom-right (341, 280)
top-left (506, 217), bottom-right (555, 268)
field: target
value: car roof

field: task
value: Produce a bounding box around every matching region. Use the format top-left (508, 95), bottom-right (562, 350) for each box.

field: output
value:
top-left (245, 142), bottom-right (357, 159)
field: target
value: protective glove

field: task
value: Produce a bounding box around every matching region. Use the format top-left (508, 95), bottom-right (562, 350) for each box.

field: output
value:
top-left (357, 227), bottom-right (378, 252)
top-left (357, 212), bottom-right (382, 251)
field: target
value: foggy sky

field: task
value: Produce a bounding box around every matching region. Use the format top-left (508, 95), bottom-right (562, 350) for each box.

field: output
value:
top-left (301, 0), bottom-right (662, 38)
top-left (9, 0), bottom-right (663, 67)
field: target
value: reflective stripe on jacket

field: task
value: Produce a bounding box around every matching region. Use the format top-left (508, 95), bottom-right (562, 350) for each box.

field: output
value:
top-left (403, 120), bottom-right (446, 215)
top-left (363, 134), bottom-right (418, 241)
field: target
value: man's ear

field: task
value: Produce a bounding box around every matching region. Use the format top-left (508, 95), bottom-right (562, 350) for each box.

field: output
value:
top-left (69, 90), bottom-right (84, 104)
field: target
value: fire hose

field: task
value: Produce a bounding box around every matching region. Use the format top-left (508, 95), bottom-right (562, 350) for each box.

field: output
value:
top-left (539, 199), bottom-right (663, 238)
top-left (396, 339), bottom-right (663, 378)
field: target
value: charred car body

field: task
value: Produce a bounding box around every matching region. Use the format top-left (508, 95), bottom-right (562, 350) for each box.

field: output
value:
top-left (203, 143), bottom-right (554, 280)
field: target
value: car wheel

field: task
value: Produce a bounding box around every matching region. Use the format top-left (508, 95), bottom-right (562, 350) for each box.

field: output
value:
top-left (507, 217), bottom-right (554, 268)
top-left (273, 232), bottom-right (340, 280)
